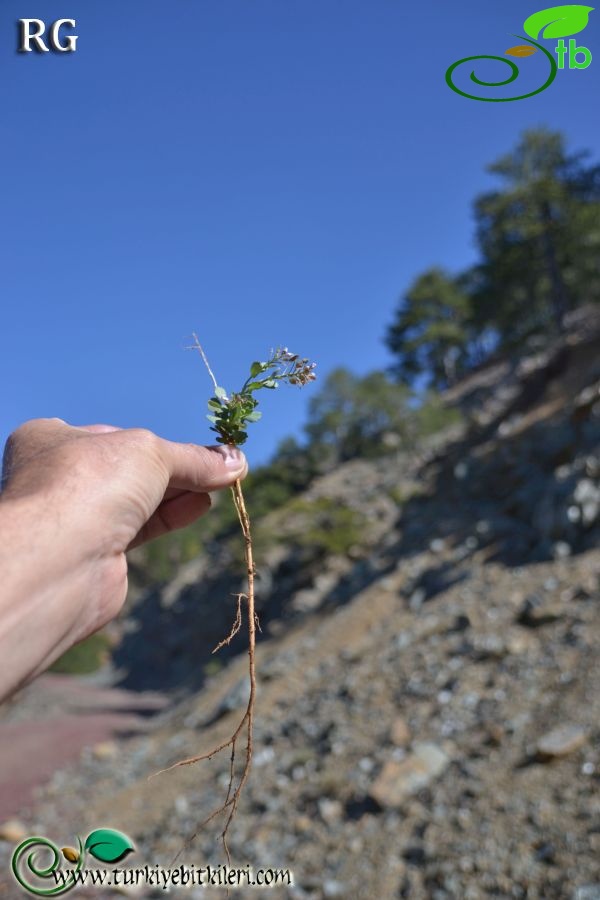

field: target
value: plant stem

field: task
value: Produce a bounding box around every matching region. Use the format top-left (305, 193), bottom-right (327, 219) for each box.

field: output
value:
top-left (232, 478), bottom-right (256, 690)
top-left (191, 332), bottom-right (220, 394)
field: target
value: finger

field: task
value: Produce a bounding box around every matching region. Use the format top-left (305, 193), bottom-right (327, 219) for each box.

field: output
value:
top-left (158, 487), bottom-right (202, 502)
top-left (129, 490), bottom-right (211, 548)
top-left (153, 439), bottom-right (248, 492)
top-left (163, 487), bottom-right (188, 501)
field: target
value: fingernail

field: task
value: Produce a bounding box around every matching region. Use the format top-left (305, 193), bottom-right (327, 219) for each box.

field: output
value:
top-left (212, 444), bottom-right (247, 474)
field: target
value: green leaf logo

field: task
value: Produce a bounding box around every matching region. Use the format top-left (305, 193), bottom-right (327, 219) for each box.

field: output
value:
top-left (84, 829), bottom-right (135, 864)
top-left (523, 4), bottom-right (594, 39)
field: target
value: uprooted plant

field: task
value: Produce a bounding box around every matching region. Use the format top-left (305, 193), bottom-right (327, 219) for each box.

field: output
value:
top-left (154, 334), bottom-right (316, 863)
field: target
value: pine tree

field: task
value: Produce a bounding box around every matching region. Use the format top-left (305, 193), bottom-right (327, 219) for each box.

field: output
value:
top-left (474, 128), bottom-right (600, 344)
top-left (305, 368), bottom-right (412, 460)
top-left (385, 268), bottom-right (471, 388)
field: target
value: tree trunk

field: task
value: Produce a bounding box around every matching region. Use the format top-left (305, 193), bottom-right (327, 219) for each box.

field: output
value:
top-left (540, 201), bottom-right (569, 332)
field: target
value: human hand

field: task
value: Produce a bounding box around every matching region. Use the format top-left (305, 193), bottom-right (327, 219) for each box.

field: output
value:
top-left (0, 418), bottom-right (247, 698)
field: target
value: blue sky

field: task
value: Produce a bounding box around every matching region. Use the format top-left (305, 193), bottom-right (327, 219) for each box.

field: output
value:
top-left (1, 0), bottom-right (599, 465)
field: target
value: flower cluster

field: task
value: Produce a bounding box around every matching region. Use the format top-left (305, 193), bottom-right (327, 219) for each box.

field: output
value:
top-left (274, 348), bottom-right (318, 386)
top-left (206, 347), bottom-right (317, 446)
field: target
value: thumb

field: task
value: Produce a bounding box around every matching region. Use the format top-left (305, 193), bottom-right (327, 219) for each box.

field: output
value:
top-left (152, 439), bottom-right (248, 492)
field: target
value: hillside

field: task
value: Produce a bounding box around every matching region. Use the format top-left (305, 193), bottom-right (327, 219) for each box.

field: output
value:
top-left (1, 309), bottom-right (599, 900)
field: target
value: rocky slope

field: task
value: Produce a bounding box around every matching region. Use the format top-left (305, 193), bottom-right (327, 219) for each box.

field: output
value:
top-left (1, 310), bottom-right (599, 899)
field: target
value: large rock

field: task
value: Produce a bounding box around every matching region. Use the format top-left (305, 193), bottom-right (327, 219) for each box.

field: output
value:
top-left (537, 725), bottom-right (588, 760)
top-left (369, 743), bottom-right (450, 808)
top-left (516, 594), bottom-right (564, 628)
top-left (573, 479), bottom-right (600, 527)
top-left (573, 887), bottom-right (600, 900)
top-left (389, 717), bottom-right (411, 747)
top-left (0, 819), bottom-right (27, 843)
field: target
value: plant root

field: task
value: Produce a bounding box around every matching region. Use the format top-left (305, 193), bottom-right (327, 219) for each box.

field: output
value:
top-left (151, 478), bottom-right (256, 867)
top-left (212, 593), bottom-right (244, 654)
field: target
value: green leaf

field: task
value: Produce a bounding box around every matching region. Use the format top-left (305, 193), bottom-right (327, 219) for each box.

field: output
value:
top-left (214, 386), bottom-right (228, 401)
top-left (250, 361), bottom-right (263, 378)
top-left (206, 414), bottom-right (219, 423)
top-left (84, 829), bottom-right (135, 864)
top-left (246, 381), bottom-right (263, 392)
top-left (207, 399), bottom-right (222, 410)
top-left (245, 411), bottom-right (262, 422)
top-left (523, 4), bottom-right (593, 39)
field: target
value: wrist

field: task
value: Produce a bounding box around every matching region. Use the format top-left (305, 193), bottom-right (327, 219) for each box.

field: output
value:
top-left (0, 491), bottom-right (114, 700)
